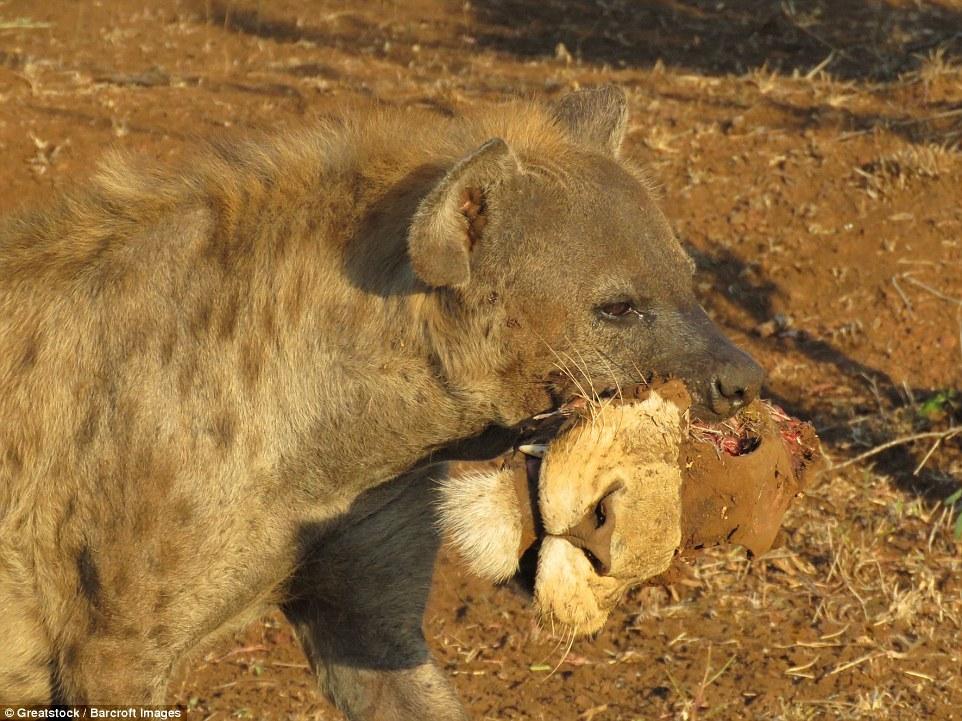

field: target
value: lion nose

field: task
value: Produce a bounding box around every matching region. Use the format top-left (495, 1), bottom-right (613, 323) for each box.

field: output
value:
top-left (560, 485), bottom-right (621, 575)
top-left (709, 352), bottom-right (764, 418)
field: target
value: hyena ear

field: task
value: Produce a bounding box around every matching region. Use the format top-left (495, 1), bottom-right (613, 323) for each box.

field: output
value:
top-left (408, 138), bottom-right (520, 288)
top-left (552, 85), bottom-right (629, 156)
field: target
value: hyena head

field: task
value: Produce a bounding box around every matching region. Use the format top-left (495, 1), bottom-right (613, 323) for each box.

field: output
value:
top-left (408, 86), bottom-right (763, 426)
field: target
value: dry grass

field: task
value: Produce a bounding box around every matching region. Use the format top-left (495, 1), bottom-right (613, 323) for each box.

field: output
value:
top-left (855, 144), bottom-right (958, 197)
top-left (617, 461), bottom-right (962, 719)
top-left (605, 373), bottom-right (962, 720)
top-left (904, 48), bottom-right (962, 88)
top-left (0, 17), bottom-right (51, 30)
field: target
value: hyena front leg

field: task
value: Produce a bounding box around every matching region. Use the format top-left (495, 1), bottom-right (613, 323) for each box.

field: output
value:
top-left (282, 468), bottom-right (468, 721)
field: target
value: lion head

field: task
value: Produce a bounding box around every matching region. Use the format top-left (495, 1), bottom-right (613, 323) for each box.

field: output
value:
top-left (437, 381), bottom-right (822, 636)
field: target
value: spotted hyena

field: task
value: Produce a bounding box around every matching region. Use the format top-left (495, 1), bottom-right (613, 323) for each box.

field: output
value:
top-left (0, 87), bottom-right (762, 719)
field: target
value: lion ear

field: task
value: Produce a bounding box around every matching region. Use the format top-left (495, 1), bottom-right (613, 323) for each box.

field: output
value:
top-left (552, 86), bottom-right (629, 156)
top-left (408, 138), bottom-right (519, 289)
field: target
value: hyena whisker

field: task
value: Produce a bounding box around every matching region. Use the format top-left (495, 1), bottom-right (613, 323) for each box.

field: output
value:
top-left (571, 345), bottom-right (622, 435)
top-left (567, 346), bottom-right (603, 404)
top-left (628, 358), bottom-right (652, 389)
top-left (593, 346), bottom-right (624, 402)
top-left (533, 331), bottom-right (615, 433)
top-left (558, 347), bottom-right (602, 427)
top-left (591, 348), bottom-right (624, 437)
top-left (549, 359), bottom-right (591, 411)
top-left (571, 343), bottom-right (627, 434)
top-left (553, 338), bottom-right (601, 428)
top-left (536, 334), bottom-right (593, 407)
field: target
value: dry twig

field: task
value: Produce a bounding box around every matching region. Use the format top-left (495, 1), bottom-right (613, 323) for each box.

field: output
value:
top-left (826, 428), bottom-right (962, 473)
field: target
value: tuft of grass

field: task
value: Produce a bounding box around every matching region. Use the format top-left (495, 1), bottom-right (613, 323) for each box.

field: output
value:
top-left (642, 126), bottom-right (681, 154)
top-left (906, 48), bottom-right (961, 87)
top-left (855, 144), bottom-right (958, 197)
top-left (945, 489), bottom-right (962, 540)
top-left (0, 16), bottom-right (51, 30)
top-left (748, 64), bottom-right (781, 95)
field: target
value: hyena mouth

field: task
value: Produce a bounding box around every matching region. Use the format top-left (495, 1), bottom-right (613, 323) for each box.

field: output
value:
top-left (524, 383), bottom-right (630, 449)
top-left (523, 452), bottom-right (542, 488)
top-left (543, 371), bottom-right (631, 416)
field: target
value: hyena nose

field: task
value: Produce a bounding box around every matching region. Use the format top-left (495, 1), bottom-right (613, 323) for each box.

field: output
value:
top-left (709, 354), bottom-right (764, 418)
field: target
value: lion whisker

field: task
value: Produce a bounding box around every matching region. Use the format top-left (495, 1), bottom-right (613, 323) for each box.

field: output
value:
top-left (543, 624), bottom-right (578, 681)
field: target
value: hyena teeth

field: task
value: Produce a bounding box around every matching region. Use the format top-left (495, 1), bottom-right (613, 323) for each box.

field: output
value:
top-left (518, 443), bottom-right (548, 458)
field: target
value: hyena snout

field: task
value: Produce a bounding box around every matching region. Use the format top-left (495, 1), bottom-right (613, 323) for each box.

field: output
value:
top-left (663, 306), bottom-right (765, 420)
top-left (707, 346), bottom-right (764, 418)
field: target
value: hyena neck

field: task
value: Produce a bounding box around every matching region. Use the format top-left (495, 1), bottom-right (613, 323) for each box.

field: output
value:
top-left (285, 288), bottom-right (506, 499)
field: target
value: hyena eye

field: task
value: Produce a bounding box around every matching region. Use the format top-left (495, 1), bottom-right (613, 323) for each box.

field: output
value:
top-left (599, 301), bottom-right (634, 319)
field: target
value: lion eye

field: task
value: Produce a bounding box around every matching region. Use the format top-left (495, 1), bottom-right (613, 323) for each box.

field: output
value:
top-left (594, 498), bottom-right (607, 528)
top-left (600, 301), bottom-right (633, 318)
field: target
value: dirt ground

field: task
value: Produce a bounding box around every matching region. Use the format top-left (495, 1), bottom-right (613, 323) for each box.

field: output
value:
top-left (3, 0), bottom-right (962, 719)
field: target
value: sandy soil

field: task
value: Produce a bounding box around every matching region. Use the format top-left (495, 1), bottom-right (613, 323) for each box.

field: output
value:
top-left (2, 0), bottom-right (961, 718)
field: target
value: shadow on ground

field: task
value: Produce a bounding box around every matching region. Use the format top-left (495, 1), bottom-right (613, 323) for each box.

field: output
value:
top-left (202, 0), bottom-right (962, 145)
top-left (471, 0), bottom-right (962, 82)
top-left (203, 0), bottom-right (962, 82)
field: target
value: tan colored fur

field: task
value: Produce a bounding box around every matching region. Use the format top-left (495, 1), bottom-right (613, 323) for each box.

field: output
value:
top-left (0, 101), bottom-right (576, 706)
top-left (436, 470), bottom-right (523, 582)
top-left (1, 87), bottom-right (752, 717)
top-left (536, 396), bottom-right (684, 633)
top-left (439, 393), bottom-right (684, 635)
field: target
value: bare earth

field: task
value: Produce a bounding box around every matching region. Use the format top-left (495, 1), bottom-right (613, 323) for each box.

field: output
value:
top-left (2, 1), bottom-right (962, 719)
